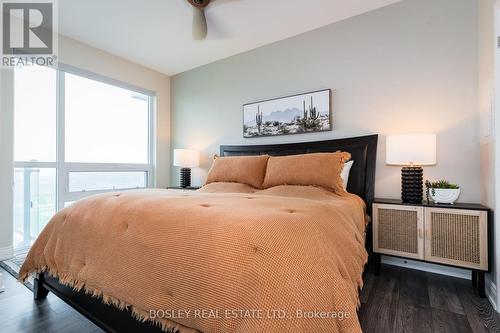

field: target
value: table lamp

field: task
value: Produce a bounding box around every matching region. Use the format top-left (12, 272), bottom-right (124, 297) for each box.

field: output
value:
top-left (173, 149), bottom-right (200, 188)
top-left (386, 133), bottom-right (436, 203)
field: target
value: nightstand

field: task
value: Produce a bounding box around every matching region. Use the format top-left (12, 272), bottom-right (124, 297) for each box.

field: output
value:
top-left (167, 186), bottom-right (201, 192)
top-left (372, 198), bottom-right (491, 298)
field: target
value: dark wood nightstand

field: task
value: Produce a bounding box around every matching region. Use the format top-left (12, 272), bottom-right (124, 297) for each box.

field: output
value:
top-left (167, 186), bottom-right (201, 191)
top-left (372, 198), bottom-right (491, 298)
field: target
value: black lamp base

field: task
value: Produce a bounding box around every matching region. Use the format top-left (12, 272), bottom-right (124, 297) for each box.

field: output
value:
top-left (180, 168), bottom-right (192, 188)
top-left (401, 166), bottom-right (423, 203)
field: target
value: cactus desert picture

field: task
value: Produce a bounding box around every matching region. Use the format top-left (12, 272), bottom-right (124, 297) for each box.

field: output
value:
top-left (243, 89), bottom-right (331, 138)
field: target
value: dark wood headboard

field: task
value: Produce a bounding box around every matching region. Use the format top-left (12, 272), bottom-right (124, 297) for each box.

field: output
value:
top-left (220, 134), bottom-right (378, 212)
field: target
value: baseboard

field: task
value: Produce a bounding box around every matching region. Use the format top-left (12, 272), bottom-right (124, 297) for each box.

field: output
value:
top-left (486, 276), bottom-right (498, 311)
top-left (0, 245), bottom-right (13, 261)
top-left (0, 271), bottom-right (4, 292)
top-left (381, 255), bottom-right (471, 280)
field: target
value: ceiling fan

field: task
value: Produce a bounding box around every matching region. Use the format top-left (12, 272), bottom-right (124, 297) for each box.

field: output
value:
top-left (186, 0), bottom-right (214, 40)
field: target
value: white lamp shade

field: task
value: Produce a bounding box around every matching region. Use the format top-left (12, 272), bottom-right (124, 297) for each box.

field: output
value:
top-left (173, 149), bottom-right (199, 168)
top-left (386, 133), bottom-right (436, 166)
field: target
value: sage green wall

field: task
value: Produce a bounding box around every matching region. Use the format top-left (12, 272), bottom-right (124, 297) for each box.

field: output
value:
top-left (171, 0), bottom-right (480, 203)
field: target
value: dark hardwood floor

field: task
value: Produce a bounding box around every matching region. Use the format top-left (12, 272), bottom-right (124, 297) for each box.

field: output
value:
top-left (1, 265), bottom-right (500, 332)
top-left (0, 267), bottom-right (103, 333)
top-left (359, 265), bottom-right (500, 333)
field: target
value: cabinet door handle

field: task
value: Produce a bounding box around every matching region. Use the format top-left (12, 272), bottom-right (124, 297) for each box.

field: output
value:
top-left (418, 229), bottom-right (423, 239)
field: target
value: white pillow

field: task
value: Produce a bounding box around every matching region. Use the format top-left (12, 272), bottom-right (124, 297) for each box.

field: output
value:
top-left (341, 160), bottom-right (354, 190)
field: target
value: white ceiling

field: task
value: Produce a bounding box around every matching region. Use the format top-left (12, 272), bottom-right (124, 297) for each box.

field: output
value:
top-left (59, 0), bottom-right (400, 76)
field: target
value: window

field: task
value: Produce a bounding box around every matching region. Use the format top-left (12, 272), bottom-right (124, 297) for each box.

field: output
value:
top-left (13, 168), bottom-right (56, 248)
top-left (13, 65), bottom-right (155, 249)
top-left (65, 73), bottom-right (149, 164)
top-left (14, 66), bottom-right (57, 162)
top-left (68, 171), bottom-right (147, 192)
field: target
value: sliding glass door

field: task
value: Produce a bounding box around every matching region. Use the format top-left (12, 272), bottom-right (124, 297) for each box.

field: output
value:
top-left (13, 66), bottom-right (57, 249)
top-left (13, 65), bottom-right (155, 249)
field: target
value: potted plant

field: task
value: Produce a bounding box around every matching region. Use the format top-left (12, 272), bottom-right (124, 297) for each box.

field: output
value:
top-left (425, 179), bottom-right (461, 204)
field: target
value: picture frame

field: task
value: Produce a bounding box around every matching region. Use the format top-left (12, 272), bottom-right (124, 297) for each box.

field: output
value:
top-left (243, 89), bottom-right (332, 138)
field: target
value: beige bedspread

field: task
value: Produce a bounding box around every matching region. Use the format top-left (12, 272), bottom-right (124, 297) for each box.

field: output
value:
top-left (20, 183), bottom-right (368, 333)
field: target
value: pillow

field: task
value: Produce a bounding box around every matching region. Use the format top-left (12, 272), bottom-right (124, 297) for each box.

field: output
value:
top-left (262, 152), bottom-right (351, 194)
top-left (341, 160), bottom-right (354, 190)
top-left (205, 155), bottom-right (269, 189)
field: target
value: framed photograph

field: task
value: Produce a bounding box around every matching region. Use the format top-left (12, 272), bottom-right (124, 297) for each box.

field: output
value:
top-left (243, 89), bottom-right (331, 138)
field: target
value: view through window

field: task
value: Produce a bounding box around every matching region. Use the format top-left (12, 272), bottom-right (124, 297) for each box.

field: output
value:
top-left (13, 66), bottom-right (154, 249)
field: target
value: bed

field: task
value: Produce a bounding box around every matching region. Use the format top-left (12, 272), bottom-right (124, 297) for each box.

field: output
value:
top-left (20, 134), bottom-right (378, 333)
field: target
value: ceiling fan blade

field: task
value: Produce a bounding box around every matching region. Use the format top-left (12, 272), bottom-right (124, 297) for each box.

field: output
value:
top-left (192, 7), bottom-right (207, 40)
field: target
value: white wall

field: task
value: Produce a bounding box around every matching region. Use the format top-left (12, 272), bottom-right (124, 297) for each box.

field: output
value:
top-left (0, 69), bottom-right (14, 260)
top-left (0, 35), bottom-right (171, 258)
top-left (478, 0), bottom-right (497, 309)
top-left (171, 0), bottom-right (480, 205)
top-left (495, 2), bottom-right (500, 311)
